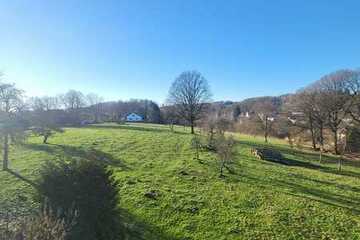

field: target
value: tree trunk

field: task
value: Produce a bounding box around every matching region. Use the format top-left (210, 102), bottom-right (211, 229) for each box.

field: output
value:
top-left (191, 124), bottom-right (195, 134)
top-left (319, 144), bottom-right (323, 163)
top-left (3, 134), bottom-right (9, 170)
top-left (309, 117), bottom-right (316, 150)
top-left (333, 130), bottom-right (339, 155)
top-left (43, 135), bottom-right (49, 144)
top-left (264, 118), bottom-right (268, 143)
top-left (310, 124), bottom-right (317, 150)
top-left (338, 156), bottom-right (342, 171)
top-left (219, 161), bottom-right (224, 177)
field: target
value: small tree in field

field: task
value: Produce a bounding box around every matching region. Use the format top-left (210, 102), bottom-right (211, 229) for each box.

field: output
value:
top-left (252, 101), bottom-right (277, 143)
top-left (31, 125), bottom-right (64, 144)
top-left (29, 108), bottom-right (64, 144)
top-left (191, 135), bottom-right (202, 160)
top-left (167, 71), bottom-right (212, 134)
top-left (215, 135), bottom-right (235, 177)
top-left (200, 115), bottom-right (217, 149)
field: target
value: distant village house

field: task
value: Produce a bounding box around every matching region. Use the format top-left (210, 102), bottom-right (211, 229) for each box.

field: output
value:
top-left (125, 113), bottom-right (143, 122)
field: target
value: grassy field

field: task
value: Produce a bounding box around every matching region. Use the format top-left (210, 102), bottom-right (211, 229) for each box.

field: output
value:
top-left (1, 123), bottom-right (360, 239)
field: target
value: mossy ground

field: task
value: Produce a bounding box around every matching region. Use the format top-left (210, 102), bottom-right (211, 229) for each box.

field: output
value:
top-left (1, 123), bottom-right (359, 239)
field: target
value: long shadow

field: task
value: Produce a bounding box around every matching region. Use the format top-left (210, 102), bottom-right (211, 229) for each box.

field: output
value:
top-left (292, 174), bottom-right (360, 193)
top-left (237, 172), bottom-right (360, 214)
top-left (121, 209), bottom-right (181, 240)
top-left (83, 124), bottom-right (189, 135)
top-left (4, 169), bottom-right (39, 189)
top-left (24, 143), bottom-right (130, 170)
top-left (239, 140), bottom-right (360, 178)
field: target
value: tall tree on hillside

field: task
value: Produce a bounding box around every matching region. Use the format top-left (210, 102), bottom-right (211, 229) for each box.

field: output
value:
top-left (167, 71), bottom-right (212, 134)
top-left (288, 91), bottom-right (319, 150)
top-left (311, 70), bottom-right (353, 154)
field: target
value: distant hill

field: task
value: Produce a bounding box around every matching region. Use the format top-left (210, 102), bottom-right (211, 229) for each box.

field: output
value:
top-left (207, 94), bottom-right (292, 120)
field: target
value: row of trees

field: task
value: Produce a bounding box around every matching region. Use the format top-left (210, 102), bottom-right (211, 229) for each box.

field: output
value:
top-left (164, 69), bottom-right (360, 156)
top-left (288, 69), bottom-right (360, 154)
top-left (28, 90), bottom-right (163, 124)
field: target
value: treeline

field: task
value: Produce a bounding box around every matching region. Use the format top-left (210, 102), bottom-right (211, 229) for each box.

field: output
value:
top-left (193, 69), bottom-right (360, 155)
top-left (27, 90), bottom-right (162, 125)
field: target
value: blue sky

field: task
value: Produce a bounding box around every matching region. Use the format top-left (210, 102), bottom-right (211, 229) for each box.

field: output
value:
top-left (1, 0), bottom-right (360, 104)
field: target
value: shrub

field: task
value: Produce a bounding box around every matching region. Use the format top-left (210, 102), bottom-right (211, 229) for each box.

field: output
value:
top-left (37, 159), bottom-right (123, 240)
top-left (215, 135), bottom-right (236, 177)
top-left (0, 205), bottom-right (73, 240)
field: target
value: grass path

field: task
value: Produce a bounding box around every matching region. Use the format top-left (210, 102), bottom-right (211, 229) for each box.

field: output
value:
top-left (1, 123), bottom-right (359, 239)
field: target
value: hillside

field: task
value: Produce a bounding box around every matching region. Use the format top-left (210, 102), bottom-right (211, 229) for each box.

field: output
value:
top-left (1, 123), bottom-right (359, 239)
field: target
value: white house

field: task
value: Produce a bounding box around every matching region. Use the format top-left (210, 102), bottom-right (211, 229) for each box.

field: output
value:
top-left (126, 113), bottom-right (143, 122)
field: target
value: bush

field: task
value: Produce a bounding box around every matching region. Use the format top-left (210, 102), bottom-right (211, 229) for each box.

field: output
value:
top-left (37, 159), bottom-right (123, 240)
top-left (215, 135), bottom-right (236, 177)
top-left (0, 205), bottom-right (72, 240)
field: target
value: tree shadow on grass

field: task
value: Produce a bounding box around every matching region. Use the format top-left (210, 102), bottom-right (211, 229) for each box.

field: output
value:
top-left (24, 143), bottom-right (130, 170)
top-left (83, 124), bottom-right (189, 136)
top-left (239, 140), bottom-right (360, 178)
top-left (237, 172), bottom-right (360, 214)
top-left (122, 209), bottom-right (181, 240)
top-left (4, 169), bottom-right (39, 189)
top-left (292, 174), bottom-right (360, 193)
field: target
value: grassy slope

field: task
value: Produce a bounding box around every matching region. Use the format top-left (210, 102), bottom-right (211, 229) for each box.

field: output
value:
top-left (1, 123), bottom-right (360, 239)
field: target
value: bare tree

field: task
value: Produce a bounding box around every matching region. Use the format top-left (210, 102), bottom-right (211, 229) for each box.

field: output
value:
top-left (200, 114), bottom-right (218, 149)
top-left (191, 134), bottom-right (202, 160)
top-left (215, 135), bottom-right (235, 177)
top-left (167, 71), bottom-right (212, 134)
top-left (42, 96), bottom-right (60, 111)
top-left (62, 90), bottom-right (86, 111)
top-left (311, 70), bottom-right (353, 154)
top-left (162, 105), bottom-right (178, 131)
top-left (28, 104), bottom-right (64, 144)
top-left (0, 80), bottom-right (26, 170)
top-left (288, 91), bottom-right (319, 150)
top-left (86, 93), bottom-right (104, 122)
top-left (252, 100), bottom-right (277, 143)
top-left (346, 70), bottom-right (360, 123)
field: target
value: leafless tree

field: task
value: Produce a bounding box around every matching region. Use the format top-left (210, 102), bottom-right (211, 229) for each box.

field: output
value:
top-left (252, 100), bottom-right (277, 142)
top-left (191, 135), bottom-right (202, 160)
top-left (162, 105), bottom-right (178, 131)
top-left (28, 105), bottom-right (64, 144)
top-left (86, 93), bottom-right (104, 122)
top-left (215, 135), bottom-right (235, 177)
top-left (288, 91), bottom-right (319, 149)
top-left (167, 71), bottom-right (212, 134)
top-left (62, 90), bottom-right (86, 111)
top-left (0, 80), bottom-right (26, 170)
top-left (346, 70), bottom-right (360, 123)
top-left (311, 70), bottom-right (353, 154)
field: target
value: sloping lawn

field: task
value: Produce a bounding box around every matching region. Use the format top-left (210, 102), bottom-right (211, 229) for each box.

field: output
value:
top-left (1, 123), bottom-right (360, 239)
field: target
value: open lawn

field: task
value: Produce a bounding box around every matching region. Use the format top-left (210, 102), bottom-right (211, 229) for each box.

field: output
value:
top-left (1, 123), bottom-right (360, 239)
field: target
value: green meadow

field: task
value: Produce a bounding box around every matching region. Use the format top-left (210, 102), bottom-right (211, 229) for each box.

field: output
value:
top-left (1, 123), bottom-right (360, 239)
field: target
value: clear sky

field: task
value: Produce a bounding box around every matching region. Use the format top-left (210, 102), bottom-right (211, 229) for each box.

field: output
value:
top-left (1, 0), bottom-right (360, 104)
